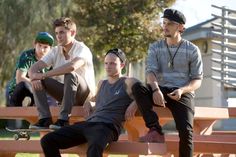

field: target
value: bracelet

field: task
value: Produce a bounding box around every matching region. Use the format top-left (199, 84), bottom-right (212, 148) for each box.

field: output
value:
top-left (152, 88), bottom-right (159, 93)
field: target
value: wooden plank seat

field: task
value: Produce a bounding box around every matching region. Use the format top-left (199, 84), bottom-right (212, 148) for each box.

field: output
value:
top-left (0, 140), bottom-right (167, 156)
top-left (167, 134), bottom-right (236, 154)
top-left (124, 106), bottom-right (230, 141)
top-left (119, 133), bottom-right (236, 154)
top-left (0, 106), bottom-right (230, 126)
top-left (0, 106), bottom-right (85, 124)
top-left (0, 134), bottom-right (236, 155)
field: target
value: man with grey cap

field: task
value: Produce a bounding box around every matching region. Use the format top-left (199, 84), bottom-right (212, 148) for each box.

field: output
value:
top-left (136, 8), bottom-right (203, 157)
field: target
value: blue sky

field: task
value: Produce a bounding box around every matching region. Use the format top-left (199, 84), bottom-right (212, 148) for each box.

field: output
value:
top-left (170, 0), bottom-right (236, 28)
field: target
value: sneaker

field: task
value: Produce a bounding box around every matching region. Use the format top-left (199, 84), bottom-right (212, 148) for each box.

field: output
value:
top-left (139, 128), bottom-right (165, 143)
top-left (22, 97), bottom-right (32, 107)
top-left (29, 118), bottom-right (53, 129)
top-left (49, 119), bottom-right (69, 130)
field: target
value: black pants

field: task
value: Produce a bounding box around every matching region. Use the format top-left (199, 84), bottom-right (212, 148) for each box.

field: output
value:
top-left (41, 121), bottom-right (118, 157)
top-left (132, 82), bottom-right (194, 157)
top-left (9, 81), bottom-right (34, 106)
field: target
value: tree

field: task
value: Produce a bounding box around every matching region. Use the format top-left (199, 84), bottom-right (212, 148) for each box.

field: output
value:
top-left (0, 0), bottom-right (175, 92)
top-left (0, 0), bottom-right (71, 90)
top-left (71, 0), bottom-right (175, 61)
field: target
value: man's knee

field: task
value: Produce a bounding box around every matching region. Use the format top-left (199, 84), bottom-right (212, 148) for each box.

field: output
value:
top-left (64, 72), bottom-right (77, 81)
top-left (41, 133), bottom-right (52, 148)
top-left (17, 81), bottom-right (27, 88)
top-left (131, 82), bottom-right (143, 94)
top-left (14, 81), bottom-right (29, 92)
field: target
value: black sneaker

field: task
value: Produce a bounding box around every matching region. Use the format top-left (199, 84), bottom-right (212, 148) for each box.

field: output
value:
top-left (49, 119), bottom-right (69, 130)
top-left (29, 118), bottom-right (53, 129)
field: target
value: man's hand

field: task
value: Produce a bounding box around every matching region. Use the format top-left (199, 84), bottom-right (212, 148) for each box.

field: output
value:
top-left (167, 88), bottom-right (183, 101)
top-left (83, 101), bottom-right (94, 117)
top-left (125, 101), bottom-right (137, 121)
top-left (31, 80), bottom-right (44, 91)
top-left (30, 72), bottom-right (44, 81)
top-left (153, 90), bottom-right (166, 107)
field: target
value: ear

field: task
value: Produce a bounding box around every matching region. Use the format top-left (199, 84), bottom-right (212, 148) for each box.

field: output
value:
top-left (120, 62), bottom-right (125, 68)
top-left (178, 24), bottom-right (185, 33)
top-left (70, 29), bottom-right (76, 37)
top-left (120, 63), bottom-right (126, 74)
top-left (33, 42), bottom-right (37, 48)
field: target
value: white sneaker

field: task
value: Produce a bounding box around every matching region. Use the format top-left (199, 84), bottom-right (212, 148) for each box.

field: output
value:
top-left (22, 97), bottom-right (32, 107)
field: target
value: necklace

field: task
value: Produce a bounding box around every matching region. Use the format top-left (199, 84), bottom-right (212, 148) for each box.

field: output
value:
top-left (165, 39), bottom-right (183, 69)
top-left (63, 49), bottom-right (70, 60)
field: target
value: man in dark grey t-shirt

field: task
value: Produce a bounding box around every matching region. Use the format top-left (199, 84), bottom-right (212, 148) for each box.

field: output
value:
top-left (40, 48), bottom-right (164, 157)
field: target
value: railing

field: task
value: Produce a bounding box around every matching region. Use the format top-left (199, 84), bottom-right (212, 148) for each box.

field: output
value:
top-left (211, 5), bottom-right (236, 87)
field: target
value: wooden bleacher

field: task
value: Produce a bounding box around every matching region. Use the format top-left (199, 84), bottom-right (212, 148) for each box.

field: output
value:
top-left (0, 106), bottom-right (235, 157)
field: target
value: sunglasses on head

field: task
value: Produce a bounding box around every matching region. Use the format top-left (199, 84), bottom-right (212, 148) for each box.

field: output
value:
top-left (106, 48), bottom-right (125, 62)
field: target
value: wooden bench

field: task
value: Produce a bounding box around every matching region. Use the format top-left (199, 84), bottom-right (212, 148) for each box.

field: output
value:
top-left (0, 140), bottom-right (167, 157)
top-left (124, 106), bottom-right (230, 141)
top-left (0, 106), bottom-right (85, 124)
top-left (211, 107), bottom-right (236, 136)
top-left (210, 107), bottom-right (236, 157)
top-left (0, 106), bottom-right (230, 135)
top-left (0, 134), bottom-right (235, 156)
top-left (0, 106), bottom-right (234, 157)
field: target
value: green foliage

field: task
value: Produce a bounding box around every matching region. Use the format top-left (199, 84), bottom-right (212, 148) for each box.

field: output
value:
top-left (0, 0), bottom-right (71, 89)
top-left (72, 0), bottom-right (175, 62)
top-left (0, 0), bottom-right (175, 90)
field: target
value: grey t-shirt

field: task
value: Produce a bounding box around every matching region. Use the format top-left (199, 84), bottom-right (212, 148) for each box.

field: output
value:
top-left (86, 77), bottom-right (133, 134)
top-left (146, 39), bottom-right (203, 88)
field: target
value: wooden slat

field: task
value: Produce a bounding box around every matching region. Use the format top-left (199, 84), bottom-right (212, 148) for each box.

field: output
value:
top-left (0, 138), bottom-right (235, 155)
top-left (0, 106), bottom-right (85, 118)
top-left (0, 140), bottom-right (167, 155)
top-left (167, 140), bottom-right (236, 154)
top-left (0, 106), bottom-right (230, 120)
top-left (213, 130), bottom-right (236, 135)
top-left (153, 106), bottom-right (229, 120)
top-left (228, 107), bottom-right (236, 118)
top-left (166, 134), bottom-right (236, 143)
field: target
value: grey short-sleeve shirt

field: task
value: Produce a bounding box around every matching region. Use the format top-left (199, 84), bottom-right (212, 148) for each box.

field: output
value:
top-left (146, 39), bottom-right (203, 88)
